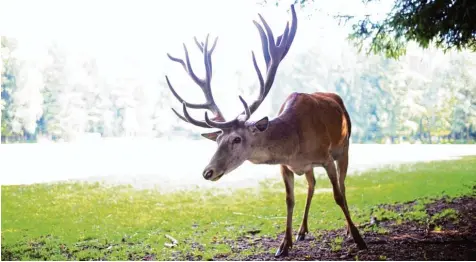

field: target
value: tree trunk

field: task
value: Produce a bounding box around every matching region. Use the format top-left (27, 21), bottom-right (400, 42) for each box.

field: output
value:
top-left (419, 118), bottom-right (425, 142)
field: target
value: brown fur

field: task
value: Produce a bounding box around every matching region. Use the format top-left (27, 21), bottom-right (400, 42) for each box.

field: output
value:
top-left (277, 91), bottom-right (351, 148)
top-left (248, 92), bottom-right (352, 174)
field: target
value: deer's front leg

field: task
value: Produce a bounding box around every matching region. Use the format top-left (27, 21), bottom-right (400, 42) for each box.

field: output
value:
top-left (296, 169), bottom-right (315, 241)
top-left (276, 165), bottom-right (295, 257)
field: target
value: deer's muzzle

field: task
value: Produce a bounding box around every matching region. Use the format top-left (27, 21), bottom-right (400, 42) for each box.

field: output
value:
top-left (202, 167), bottom-right (225, 181)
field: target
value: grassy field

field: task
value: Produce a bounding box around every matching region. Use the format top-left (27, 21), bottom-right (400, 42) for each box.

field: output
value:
top-left (2, 157), bottom-right (476, 260)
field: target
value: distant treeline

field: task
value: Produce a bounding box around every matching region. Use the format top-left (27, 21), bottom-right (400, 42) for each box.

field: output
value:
top-left (1, 35), bottom-right (475, 144)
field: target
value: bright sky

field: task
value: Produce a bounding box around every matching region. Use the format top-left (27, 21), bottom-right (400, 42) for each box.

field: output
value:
top-left (0, 0), bottom-right (393, 118)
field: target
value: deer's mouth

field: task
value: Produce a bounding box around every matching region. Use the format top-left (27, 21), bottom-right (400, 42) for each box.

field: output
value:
top-left (211, 172), bottom-right (225, 181)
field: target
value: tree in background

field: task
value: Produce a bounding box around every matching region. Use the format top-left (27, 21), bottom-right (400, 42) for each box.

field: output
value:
top-left (351, 0), bottom-right (476, 58)
top-left (1, 37), bottom-right (17, 142)
top-left (273, 0), bottom-right (476, 58)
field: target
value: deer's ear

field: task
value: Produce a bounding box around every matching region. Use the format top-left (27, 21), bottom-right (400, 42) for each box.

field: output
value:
top-left (249, 116), bottom-right (269, 133)
top-left (201, 130), bottom-right (222, 141)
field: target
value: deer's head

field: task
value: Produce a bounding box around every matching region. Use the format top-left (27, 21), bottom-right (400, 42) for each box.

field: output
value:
top-left (200, 113), bottom-right (270, 181)
top-left (165, 5), bottom-right (298, 181)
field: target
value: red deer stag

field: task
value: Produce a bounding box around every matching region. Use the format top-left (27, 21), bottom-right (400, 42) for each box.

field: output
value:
top-left (164, 4), bottom-right (367, 257)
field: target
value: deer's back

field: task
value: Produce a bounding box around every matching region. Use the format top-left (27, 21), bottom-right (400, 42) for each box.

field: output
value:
top-left (278, 92), bottom-right (351, 152)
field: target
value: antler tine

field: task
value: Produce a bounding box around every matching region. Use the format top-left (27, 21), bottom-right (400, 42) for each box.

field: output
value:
top-left (195, 35), bottom-right (218, 79)
top-left (194, 35), bottom-right (218, 55)
top-left (281, 7), bottom-right (298, 59)
top-left (170, 105), bottom-right (210, 128)
top-left (194, 37), bottom-right (204, 52)
top-left (251, 51), bottom-right (265, 95)
top-left (203, 35), bottom-right (212, 85)
top-left (181, 103), bottom-right (211, 128)
top-left (166, 34), bottom-right (226, 128)
top-left (166, 76), bottom-right (208, 109)
top-left (243, 4), bottom-right (298, 116)
top-left (252, 21), bottom-right (271, 69)
top-left (239, 95), bottom-right (251, 121)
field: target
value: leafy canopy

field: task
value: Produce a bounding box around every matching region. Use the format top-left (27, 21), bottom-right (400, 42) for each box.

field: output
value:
top-left (275, 0), bottom-right (476, 58)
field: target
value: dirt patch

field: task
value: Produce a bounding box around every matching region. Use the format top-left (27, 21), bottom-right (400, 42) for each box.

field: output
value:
top-left (215, 196), bottom-right (476, 261)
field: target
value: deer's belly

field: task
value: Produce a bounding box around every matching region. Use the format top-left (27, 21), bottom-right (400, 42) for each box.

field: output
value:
top-left (286, 162), bottom-right (323, 175)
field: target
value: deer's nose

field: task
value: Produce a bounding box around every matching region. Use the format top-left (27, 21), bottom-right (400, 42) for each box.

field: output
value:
top-left (203, 169), bottom-right (214, 180)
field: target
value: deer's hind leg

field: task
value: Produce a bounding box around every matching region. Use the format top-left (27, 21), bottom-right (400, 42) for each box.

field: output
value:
top-left (324, 155), bottom-right (367, 250)
top-left (336, 146), bottom-right (351, 237)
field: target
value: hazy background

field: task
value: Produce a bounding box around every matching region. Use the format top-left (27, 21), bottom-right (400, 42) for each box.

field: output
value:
top-left (1, 0), bottom-right (475, 189)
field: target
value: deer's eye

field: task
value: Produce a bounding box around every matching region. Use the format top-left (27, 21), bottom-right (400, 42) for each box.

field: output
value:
top-left (232, 137), bottom-right (242, 144)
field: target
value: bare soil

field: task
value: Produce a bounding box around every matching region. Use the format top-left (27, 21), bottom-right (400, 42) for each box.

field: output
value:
top-left (214, 196), bottom-right (476, 261)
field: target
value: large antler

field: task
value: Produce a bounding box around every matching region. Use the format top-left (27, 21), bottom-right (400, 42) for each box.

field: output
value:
top-left (205, 5), bottom-right (298, 129)
top-left (165, 34), bottom-right (224, 128)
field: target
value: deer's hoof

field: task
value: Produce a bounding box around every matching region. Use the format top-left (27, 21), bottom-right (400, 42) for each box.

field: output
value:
top-left (274, 240), bottom-right (292, 257)
top-left (357, 241), bottom-right (368, 250)
top-left (350, 225), bottom-right (368, 250)
top-left (295, 233), bottom-right (306, 241)
top-left (274, 247), bottom-right (288, 257)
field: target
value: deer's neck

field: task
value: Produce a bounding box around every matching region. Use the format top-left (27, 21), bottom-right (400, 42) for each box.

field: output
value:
top-left (248, 117), bottom-right (299, 165)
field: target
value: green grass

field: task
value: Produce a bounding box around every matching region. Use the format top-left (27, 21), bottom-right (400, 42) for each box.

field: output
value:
top-left (330, 236), bottom-right (344, 252)
top-left (2, 157), bottom-right (476, 260)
